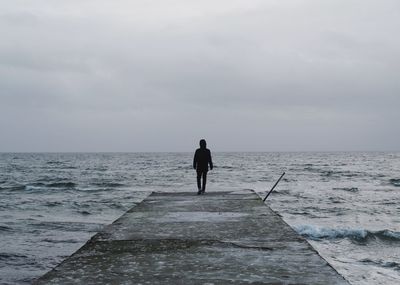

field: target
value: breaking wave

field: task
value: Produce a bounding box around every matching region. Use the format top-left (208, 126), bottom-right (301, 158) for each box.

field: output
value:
top-left (91, 182), bottom-right (126, 188)
top-left (0, 225), bottom-right (13, 232)
top-left (41, 238), bottom-right (79, 244)
top-left (295, 225), bottom-right (400, 242)
top-left (389, 178), bottom-right (400, 187)
top-left (0, 184), bottom-right (26, 191)
top-left (360, 258), bottom-right (400, 271)
top-left (0, 252), bottom-right (28, 261)
top-left (332, 187), bottom-right (359, 192)
top-left (25, 185), bottom-right (45, 191)
top-left (47, 182), bottom-right (76, 188)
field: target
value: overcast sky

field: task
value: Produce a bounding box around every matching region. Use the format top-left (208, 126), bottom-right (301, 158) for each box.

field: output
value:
top-left (1, 0), bottom-right (399, 152)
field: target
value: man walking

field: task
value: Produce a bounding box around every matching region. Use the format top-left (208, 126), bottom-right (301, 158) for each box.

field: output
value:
top-left (193, 139), bottom-right (213, 195)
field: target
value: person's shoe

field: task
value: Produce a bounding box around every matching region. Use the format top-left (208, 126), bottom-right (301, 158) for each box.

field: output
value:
top-left (197, 189), bottom-right (202, 195)
top-left (201, 189), bottom-right (205, 194)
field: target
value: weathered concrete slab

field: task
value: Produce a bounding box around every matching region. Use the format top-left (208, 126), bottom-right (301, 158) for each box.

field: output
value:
top-left (35, 190), bottom-right (349, 284)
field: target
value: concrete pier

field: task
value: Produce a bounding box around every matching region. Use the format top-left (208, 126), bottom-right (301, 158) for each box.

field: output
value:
top-left (35, 190), bottom-right (349, 284)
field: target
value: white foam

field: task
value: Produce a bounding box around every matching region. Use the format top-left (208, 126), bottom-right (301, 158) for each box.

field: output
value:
top-left (294, 224), bottom-right (367, 240)
top-left (25, 185), bottom-right (43, 191)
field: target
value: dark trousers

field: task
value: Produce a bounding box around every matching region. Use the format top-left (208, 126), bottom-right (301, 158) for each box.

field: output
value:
top-left (197, 170), bottom-right (207, 191)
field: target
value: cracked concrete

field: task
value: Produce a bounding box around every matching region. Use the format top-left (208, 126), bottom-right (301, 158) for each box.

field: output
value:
top-left (34, 190), bottom-right (349, 284)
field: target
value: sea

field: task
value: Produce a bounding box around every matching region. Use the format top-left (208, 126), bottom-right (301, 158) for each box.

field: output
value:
top-left (0, 152), bottom-right (399, 284)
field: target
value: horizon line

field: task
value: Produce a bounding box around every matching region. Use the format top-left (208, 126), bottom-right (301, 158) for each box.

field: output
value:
top-left (1, 150), bottom-right (399, 154)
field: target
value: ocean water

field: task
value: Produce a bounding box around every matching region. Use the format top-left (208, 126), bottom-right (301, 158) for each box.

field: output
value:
top-left (0, 152), bottom-right (399, 284)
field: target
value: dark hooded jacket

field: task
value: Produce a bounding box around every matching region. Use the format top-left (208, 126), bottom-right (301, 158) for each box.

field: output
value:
top-left (193, 140), bottom-right (213, 172)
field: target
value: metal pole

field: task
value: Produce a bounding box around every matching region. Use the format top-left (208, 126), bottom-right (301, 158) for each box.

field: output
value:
top-left (263, 172), bottom-right (285, 202)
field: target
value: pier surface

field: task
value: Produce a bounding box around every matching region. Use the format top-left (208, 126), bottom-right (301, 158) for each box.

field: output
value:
top-left (35, 190), bottom-right (349, 284)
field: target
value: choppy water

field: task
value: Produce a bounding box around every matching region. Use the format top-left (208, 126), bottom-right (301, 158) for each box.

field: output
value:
top-left (0, 152), bottom-right (399, 284)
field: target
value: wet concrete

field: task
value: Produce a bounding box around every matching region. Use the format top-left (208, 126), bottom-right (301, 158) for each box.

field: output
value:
top-left (34, 190), bottom-right (349, 284)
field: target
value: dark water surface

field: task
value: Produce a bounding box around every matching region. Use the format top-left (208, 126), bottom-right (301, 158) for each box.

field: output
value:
top-left (0, 152), bottom-right (399, 284)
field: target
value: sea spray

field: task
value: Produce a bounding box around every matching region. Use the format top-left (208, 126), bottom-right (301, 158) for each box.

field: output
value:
top-left (295, 225), bottom-right (400, 242)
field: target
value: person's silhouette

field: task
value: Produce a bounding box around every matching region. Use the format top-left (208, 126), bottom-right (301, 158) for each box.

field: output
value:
top-left (193, 139), bottom-right (213, 195)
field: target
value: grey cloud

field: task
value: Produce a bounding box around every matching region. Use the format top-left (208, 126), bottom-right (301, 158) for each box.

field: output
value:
top-left (0, 1), bottom-right (399, 151)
